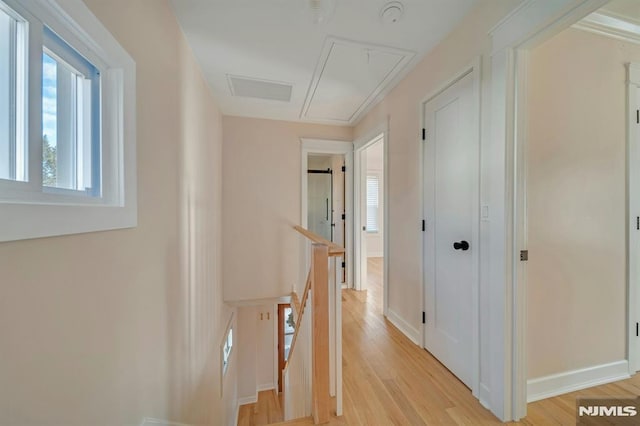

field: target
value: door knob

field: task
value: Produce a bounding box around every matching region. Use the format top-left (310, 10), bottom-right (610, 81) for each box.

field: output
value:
top-left (453, 240), bottom-right (469, 251)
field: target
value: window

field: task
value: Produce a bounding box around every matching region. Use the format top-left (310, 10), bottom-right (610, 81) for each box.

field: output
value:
top-left (0, 3), bottom-right (26, 182)
top-left (42, 27), bottom-right (100, 195)
top-left (366, 174), bottom-right (380, 233)
top-left (0, 0), bottom-right (137, 242)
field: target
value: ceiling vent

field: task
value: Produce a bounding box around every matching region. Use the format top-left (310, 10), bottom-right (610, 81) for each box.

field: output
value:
top-left (227, 75), bottom-right (293, 102)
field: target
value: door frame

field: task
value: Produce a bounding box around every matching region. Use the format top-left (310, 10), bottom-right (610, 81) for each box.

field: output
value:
top-left (354, 121), bottom-right (389, 316)
top-left (420, 59), bottom-right (481, 399)
top-left (300, 137), bottom-right (353, 417)
top-left (628, 63), bottom-right (640, 374)
top-left (300, 138), bottom-right (354, 287)
top-left (490, 0), bottom-right (611, 420)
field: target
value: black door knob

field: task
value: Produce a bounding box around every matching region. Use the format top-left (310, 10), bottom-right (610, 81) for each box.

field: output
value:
top-left (453, 240), bottom-right (470, 251)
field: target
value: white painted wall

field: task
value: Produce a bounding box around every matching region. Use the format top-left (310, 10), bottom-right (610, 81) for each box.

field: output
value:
top-left (0, 0), bottom-right (236, 424)
top-left (237, 306), bottom-right (258, 402)
top-left (365, 140), bottom-right (384, 258)
top-left (222, 117), bottom-right (352, 301)
top-left (526, 28), bottom-right (631, 380)
top-left (237, 305), bottom-right (277, 404)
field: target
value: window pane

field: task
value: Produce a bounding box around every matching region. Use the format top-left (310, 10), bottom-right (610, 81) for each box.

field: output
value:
top-left (42, 28), bottom-right (100, 194)
top-left (366, 175), bottom-right (379, 232)
top-left (0, 5), bottom-right (26, 181)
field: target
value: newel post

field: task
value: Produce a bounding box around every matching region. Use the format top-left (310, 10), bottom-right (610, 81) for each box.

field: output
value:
top-left (312, 243), bottom-right (330, 424)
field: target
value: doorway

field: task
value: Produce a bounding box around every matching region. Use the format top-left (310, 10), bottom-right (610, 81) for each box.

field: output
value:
top-left (277, 303), bottom-right (293, 393)
top-left (354, 135), bottom-right (386, 313)
top-left (307, 153), bottom-right (347, 284)
top-left (421, 68), bottom-right (479, 391)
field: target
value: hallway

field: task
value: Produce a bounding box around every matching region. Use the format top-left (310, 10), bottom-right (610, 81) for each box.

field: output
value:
top-left (242, 257), bottom-right (640, 425)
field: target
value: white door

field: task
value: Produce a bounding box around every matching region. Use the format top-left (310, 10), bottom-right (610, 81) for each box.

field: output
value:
top-left (422, 71), bottom-right (478, 388)
top-left (308, 172), bottom-right (332, 241)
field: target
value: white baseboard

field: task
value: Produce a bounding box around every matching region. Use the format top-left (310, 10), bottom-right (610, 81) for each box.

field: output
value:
top-left (140, 418), bottom-right (192, 426)
top-left (527, 360), bottom-right (630, 403)
top-left (386, 309), bottom-right (421, 346)
top-left (231, 400), bottom-right (239, 426)
top-left (257, 383), bottom-right (275, 392)
top-left (237, 395), bottom-right (258, 406)
top-left (478, 383), bottom-right (491, 409)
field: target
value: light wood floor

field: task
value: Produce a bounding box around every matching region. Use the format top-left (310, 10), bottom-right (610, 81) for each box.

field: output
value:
top-left (244, 257), bottom-right (640, 425)
top-left (238, 390), bottom-right (284, 426)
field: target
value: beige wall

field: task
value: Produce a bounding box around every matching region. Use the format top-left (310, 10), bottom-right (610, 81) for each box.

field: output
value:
top-left (222, 117), bottom-right (352, 301)
top-left (0, 1), bottom-right (235, 425)
top-left (354, 0), bottom-right (520, 389)
top-left (526, 28), bottom-right (633, 379)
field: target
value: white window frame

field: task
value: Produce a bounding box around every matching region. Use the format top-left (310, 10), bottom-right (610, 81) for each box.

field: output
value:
top-left (0, 0), bottom-right (136, 242)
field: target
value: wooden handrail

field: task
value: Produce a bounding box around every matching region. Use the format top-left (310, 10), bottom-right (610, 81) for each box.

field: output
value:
top-left (294, 225), bottom-right (345, 257)
top-left (284, 226), bottom-right (337, 424)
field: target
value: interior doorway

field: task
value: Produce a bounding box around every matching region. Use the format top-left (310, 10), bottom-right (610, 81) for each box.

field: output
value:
top-left (277, 303), bottom-right (293, 393)
top-left (307, 153), bottom-right (347, 285)
top-left (354, 132), bottom-right (386, 314)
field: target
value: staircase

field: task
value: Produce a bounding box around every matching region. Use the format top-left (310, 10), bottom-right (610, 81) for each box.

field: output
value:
top-left (278, 226), bottom-right (344, 425)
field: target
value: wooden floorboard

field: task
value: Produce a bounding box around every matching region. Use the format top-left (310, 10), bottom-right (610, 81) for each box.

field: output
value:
top-left (247, 257), bottom-right (640, 425)
top-left (238, 390), bottom-right (283, 426)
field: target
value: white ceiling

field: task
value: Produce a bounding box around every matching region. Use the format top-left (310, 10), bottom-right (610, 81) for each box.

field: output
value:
top-left (169, 0), bottom-right (479, 126)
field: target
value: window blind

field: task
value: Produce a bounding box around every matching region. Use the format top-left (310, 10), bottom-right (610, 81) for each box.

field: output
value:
top-left (366, 175), bottom-right (379, 233)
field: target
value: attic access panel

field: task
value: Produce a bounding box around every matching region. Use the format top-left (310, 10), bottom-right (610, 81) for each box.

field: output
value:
top-left (302, 37), bottom-right (414, 124)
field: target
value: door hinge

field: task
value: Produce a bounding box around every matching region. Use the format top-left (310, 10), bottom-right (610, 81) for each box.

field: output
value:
top-left (636, 110), bottom-right (639, 124)
top-left (422, 128), bottom-right (426, 140)
top-left (636, 216), bottom-right (639, 230)
top-left (422, 220), bottom-right (425, 232)
top-left (520, 250), bottom-right (528, 261)
top-left (341, 213), bottom-right (346, 220)
top-left (422, 311), bottom-right (426, 324)
top-left (341, 165), bottom-right (346, 172)
top-left (342, 262), bottom-right (346, 269)
top-left (636, 322), bottom-right (638, 337)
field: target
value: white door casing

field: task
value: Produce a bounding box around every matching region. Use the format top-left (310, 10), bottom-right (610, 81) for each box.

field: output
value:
top-left (356, 149), bottom-right (368, 290)
top-left (422, 70), bottom-right (479, 389)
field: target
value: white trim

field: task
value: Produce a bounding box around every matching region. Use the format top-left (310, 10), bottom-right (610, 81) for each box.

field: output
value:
top-left (300, 138), bottom-right (354, 290)
top-left (490, 0), bottom-right (610, 421)
top-left (300, 36), bottom-right (415, 125)
top-left (628, 63), bottom-right (640, 374)
top-left (237, 395), bottom-right (258, 406)
top-left (353, 120), bottom-right (389, 316)
top-left (386, 309), bottom-right (421, 346)
top-left (140, 418), bottom-right (192, 426)
top-left (225, 296), bottom-right (292, 307)
top-left (232, 400), bottom-right (240, 426)
top-left (420, 57), bottom-right (482, 402)
top-left (527, 361), bottom-right (631, 403)
top-left (0, 0), bottom-right (137, 242)
top-left (257, 383), bottom-right (276, 392)
top-left (479, 384), bottom-right (491, 410)
top-left (573, 11), bottom-right (640, 45)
